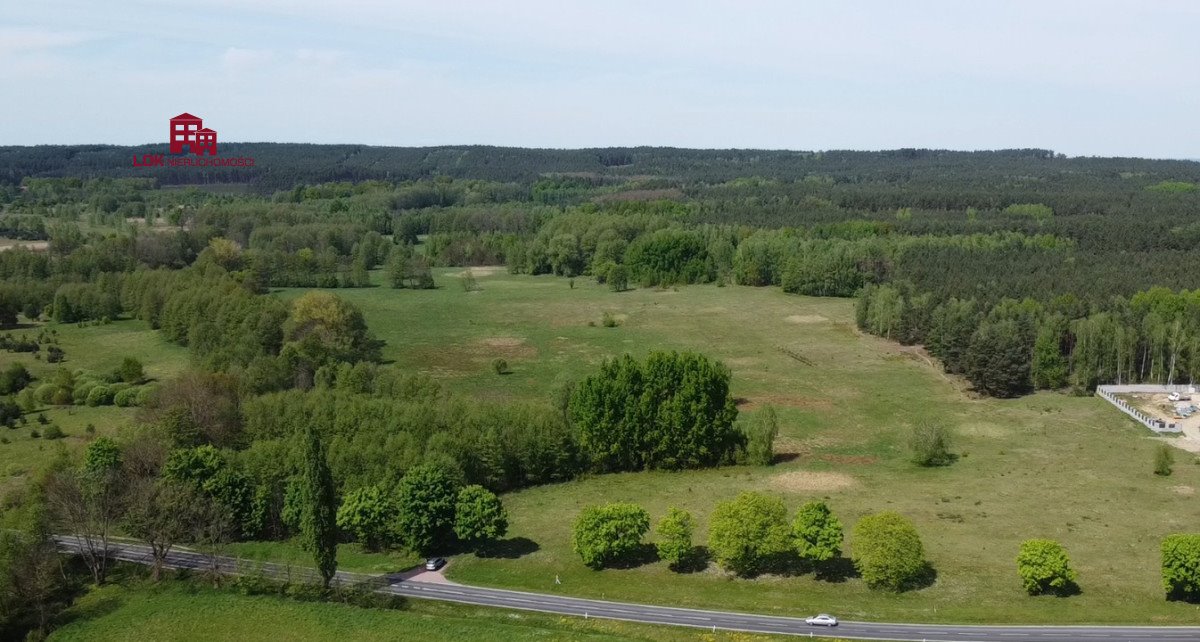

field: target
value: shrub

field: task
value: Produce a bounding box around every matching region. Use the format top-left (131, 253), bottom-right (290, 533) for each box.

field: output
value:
top-left (572, 502), bottom-right (650, 569)
top-left (1163, 534), bottom-right (1200, 601)
top-left (29, 429), bottom-right (39, 439)
top-left (42, 424), bottom-right (65, 440)
top-left (607, 264), bottom-right (629, 292)
top-left (1016, 539), bottom-right (1078, 595)
top-left (655, 507), bottom-right (695, 569)
top-left (909, 421), bottom-right (954, 467)
top-left (0, 399), bottom-right (20, 428)
top-left (113, 386), bottom-right (141, 407)
top-left (852, 512), bottom-right (927, 592)
top-left (0, 363), bottom-right (31, 395)
top-left (601, 311), bottom-right (618, 328)
top-left (1155, 444), bottom-right (1175, 476)
top-left (116, 356), bottom-right (146, 383)
top-left (492, 358), bottom-right (509, 375)
top-left (741, 406), bottom-right (778, 466)
top-left (85, 384), bottom-right (114, 407)
top-left (707, 492), bottom-right (790, 576)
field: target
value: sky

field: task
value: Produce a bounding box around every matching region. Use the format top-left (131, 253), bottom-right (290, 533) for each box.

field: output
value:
top-left (2, 1), bottom-right (1199, 157)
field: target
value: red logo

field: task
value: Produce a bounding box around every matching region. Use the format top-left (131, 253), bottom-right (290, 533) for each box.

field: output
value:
top-left (169, 112), bottom-right (217, 155)
top-left (133, 112), bottom-right (254, 168)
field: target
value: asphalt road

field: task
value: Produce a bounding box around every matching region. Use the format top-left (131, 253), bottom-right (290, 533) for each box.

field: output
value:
top-left (55, 536), bottom-right (1200, 642)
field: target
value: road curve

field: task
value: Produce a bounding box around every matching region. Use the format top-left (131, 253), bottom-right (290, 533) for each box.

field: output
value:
top-left (55, 536), bottom-right (1200, 642)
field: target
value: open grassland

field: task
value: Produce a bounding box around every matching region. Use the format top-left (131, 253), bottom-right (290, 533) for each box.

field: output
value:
top-left (0, 319), bottom-right (187, 491)
top-left (49, 582), bottom-right (815, 642)
top-left (226, 539), bottom-right (422, 575)
top-left (277, 269), bottom-right (1200, 624)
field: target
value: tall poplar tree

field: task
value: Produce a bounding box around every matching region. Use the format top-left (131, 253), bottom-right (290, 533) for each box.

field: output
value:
top-left (301, 424), bottom-right (338, 589)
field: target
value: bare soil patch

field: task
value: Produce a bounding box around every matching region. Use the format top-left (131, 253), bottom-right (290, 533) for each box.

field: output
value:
top-left (784, 314), bottom-right (828, 324)
top-left (769, 470), bottom-right (858, 493)
top-left (1173, 485), bottom-right (1195, 496)
top-left (0, 240), bottom-right (48, 252)
top-left (452, 266), bottom-right (507, 277)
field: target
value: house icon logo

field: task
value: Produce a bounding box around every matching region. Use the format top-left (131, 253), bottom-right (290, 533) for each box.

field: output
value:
top-left (169, 112), bottom-right (218, 155)
top-left (133, 112), bottom-right (253, 168)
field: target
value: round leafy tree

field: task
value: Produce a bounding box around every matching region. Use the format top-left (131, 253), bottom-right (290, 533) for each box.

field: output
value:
top-left (851, 512), bottom-right (926, 592)
top-left (1016, 539), bottom-right (1078, 595)
top-left (336, 484), bottom-right (398, 551)
top-left (707, 492), bottom-right (790, 576)
top-left (572, 502), bottom-right (650, 569)
top-left (792, 501), bottom-right (843, 564)
top-left (454, 485), bottom-right (509, 548)
top-left (655, 507), bottom-right (695, 569)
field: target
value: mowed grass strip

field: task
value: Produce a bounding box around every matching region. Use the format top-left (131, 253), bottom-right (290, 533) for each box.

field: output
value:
top-left (49, 581), bottom-right (820, 642)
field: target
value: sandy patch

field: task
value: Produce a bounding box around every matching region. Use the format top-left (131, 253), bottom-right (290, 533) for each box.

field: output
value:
top-left (480, 337), bottom-right (524, 348)
top-left (0, 240), bottom-right (48, 252)
top-left (770, 470), bottom-right (857, 493)
top-left (1173, 485), bottom-right (1195, 496)
top-left (452, 266), bottom-right (507, 277)
top-left (785, 314), bottom-right (828, 324)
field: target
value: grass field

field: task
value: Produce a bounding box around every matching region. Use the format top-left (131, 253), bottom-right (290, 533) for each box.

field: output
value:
top-left (0, 318), bottom-right (188, 491)
top-left (13, 268), bottom-right (1200, 627)
top-left (49, 581), bottom-right (820, 642)
top-left (272, 269), bottom-right (1200, 624)
top-left (225, 539), bottom-right (422, 575)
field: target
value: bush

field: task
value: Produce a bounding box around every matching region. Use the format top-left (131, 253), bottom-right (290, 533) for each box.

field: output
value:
top-left (607, 264), bottom-right (629, 292)
top-left (572, 502), bottom-right (650, 569)
top-left (116, 356), bottom-right (146, 383)
top-left (1163, 534), bottom-right (1200, 601)
top-left (1016, 539), bottom-right (1078, 596)
top-left (655, 507), bottom-right (695, 569)
top-left (85, 384), bottom-right (114, 407)
top-left (492, 358), bottom-right (509, 375)
top-left (42, 424), bottom-right (65, 440)
top-left (851, 512), bottom-right (927, 592)
top-left (741, 406), bottom-right (778, 466)
top-left (601, 311), bottom-right (618, 328)
top-left (909, 421), bottom-right (954, 467)
top-left (113, 386), bottom-right (141, 407)
top-left (0, 398), bottom-right (20, 428)
top-left (1155, 444), bottom-right (1175, 476)
top-left (707, 492), bottom-right (790, 576)
top-left (0, 363), bottom-right (31, 395)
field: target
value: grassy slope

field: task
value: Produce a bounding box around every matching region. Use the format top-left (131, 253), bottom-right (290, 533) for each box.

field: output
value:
top-left (278, 269), bottom-right (1200, 624)
top-left (0, 318), bottom-right (189, 492)
top-left (50, 582), bottom-right (820, 642)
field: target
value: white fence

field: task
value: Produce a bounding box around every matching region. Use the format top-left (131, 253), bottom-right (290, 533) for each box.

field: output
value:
top-left (1096, 384), bottom-right (1187, 434)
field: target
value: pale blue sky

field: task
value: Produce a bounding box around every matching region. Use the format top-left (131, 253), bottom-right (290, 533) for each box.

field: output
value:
top-left (3, 1), bottom-right (1198, 157)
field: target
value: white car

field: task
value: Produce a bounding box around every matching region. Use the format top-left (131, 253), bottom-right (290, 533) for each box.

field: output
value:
top-left (424, 557), bottom-right (446, 571)
top-left (805, 614), bottom-right (838, 627)
top-left (1169, 392), bottom-right (1181, 402)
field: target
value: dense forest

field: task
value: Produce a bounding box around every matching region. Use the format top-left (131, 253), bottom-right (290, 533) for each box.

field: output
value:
top-left (2, 145), bottom-right (1200, 636)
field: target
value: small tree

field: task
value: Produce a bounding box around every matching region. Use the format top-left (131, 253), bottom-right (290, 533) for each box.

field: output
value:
top-left (707, 492), bottom-right (791, 576)
top-left (608, 264), bottom-right (629, 292)
top-left (454, 485), bottom-right (509, 549)
top-left (335, 485), bottom-right (397, 551)
top-left (1162, 534), bottom-right (1200, 601)
top-left (1016, 539), bottom-right (1078, 596)
top-left (741, 406), bottom-right (778, 466)
top-left (1155, 444), bottom-right (1175, 476)
top-left (851, 512), bottom-right (926, 592)
top-left (909, 421), bottom-right (954, 467)
top-left (123, 479), bottom-right (207, 581)
top-left (299, 425), bottom-right (338, 589)
top-left (572, 503), bottom-right (650, 569)
top-left (655, 507), bottom-right (695, 569)
top-left (492, 358), bottom-right (509, 375)
top-left (116, 357), bottom-right (145, 384)
top-left (460, 269), bottom-right (478, 292)
top-left (792, 501), bottom-right (843, 565)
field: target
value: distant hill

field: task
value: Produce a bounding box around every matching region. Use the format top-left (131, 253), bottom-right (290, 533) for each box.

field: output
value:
top-left (2, 144), bottom-right (1198, 193)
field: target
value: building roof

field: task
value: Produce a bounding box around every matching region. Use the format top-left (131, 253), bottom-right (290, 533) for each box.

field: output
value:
top-left (170, 112), bottom-right (202, 121)
top-left (196, 127), bottom-right (217, 134)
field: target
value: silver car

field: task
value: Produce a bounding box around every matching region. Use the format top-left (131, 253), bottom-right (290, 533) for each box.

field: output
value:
top-left (805, 614), bottom-right (838, 626)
